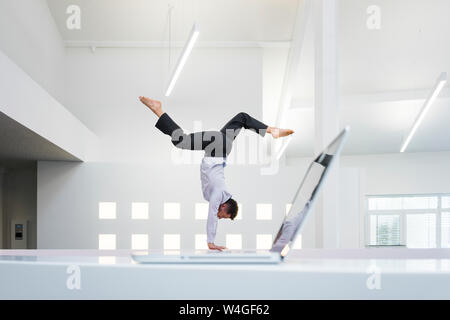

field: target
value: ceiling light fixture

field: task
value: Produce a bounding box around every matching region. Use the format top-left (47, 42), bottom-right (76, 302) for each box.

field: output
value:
top-left (276, 136), bottom-right (294, 160)
top-left (400, 72), bottom-right (447, 153)
top-left (165, 23), bottom-right (199, 97)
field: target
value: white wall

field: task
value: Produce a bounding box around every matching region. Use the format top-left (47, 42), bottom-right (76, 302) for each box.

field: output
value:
top-left (63, 46), bottom-right (263, 164)
top-left (290, 151), bottom-right (450, 248)
top-left (262, 47), bottom-right (289, 124)
top-left (0, 0), bottom-right (66, 104)
top-left (36, 141), bottom-right (450, 250)
top-left (344, 152), bottom-right (450, 248)
top-left (37, 161), bottom-right (308, 249)
top-left (342, 152), bottom-right (450, 195)
top-left (37, 46), bottom-right (288, 249)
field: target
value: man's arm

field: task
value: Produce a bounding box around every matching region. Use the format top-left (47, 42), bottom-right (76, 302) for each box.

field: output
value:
top-left (206, 194), bottom-right (226, 251)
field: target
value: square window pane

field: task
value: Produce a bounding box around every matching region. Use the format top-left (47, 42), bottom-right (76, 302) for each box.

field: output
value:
top-left (441, 212), bottom-right (450, 248)
top-left (256, 204), bottom-right (272, 220)
top-left (132, 202), bottom-right (149, 220)
top-left (226, 234), bottom-right (242, 250)
top-left (99, 202), bottom-right (116, 219)
top-left (256, 234), bottom-right (272, 250)
top-left (442, 196), bottom-right (450, 209)
top-left (406, 214), bottom-right (436, 248)
top-left (195, 234), bottom-right (208, 250)
top-left (164, 203), bottom-right (180, 220)
top-left (99, 234), bottom-right (116, 250)
top-left (369, 215), bottom-right (400, 246)
top-left (131, 234), bottom-right (148, 250)
top-left (403, 197), bottom-right (438, 210)
top-left (368, 198), bottom-right (402, 210)
top-left (195, 203), bottom-right (208, 220)
top-left (164, 234), bottom-right (180, 250)
top-left (368, 198), bottom-right (377, 211)
top-left (369, 215), bottom-right (377, 244)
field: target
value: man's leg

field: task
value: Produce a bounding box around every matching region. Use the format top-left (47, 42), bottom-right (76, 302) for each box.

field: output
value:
top-left (140, 96), bottom-right (228, 157)
top-left (220, 112), bottom-right (294, 139)
top-left (219, 112), bottom-right (295, 156)
top-left (220, 112), bottom-right (268, 139)
top-left (155, 113), bottom-right (226, 156)
top-left (139, 98), bottom-right (293, 156)
top-left (218, 112), bottom-right (268, 157)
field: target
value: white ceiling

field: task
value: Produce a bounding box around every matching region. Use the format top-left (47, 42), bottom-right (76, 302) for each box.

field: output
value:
top-left (287, 0), bottom-right (450, 156)
top-left (46, 0), bottom-right (450, 156)
top-left (46, 0), bottom-right (299, 42)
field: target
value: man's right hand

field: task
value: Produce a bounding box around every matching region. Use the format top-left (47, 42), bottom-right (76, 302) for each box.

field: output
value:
top-left (208, 243), bottom-right (227, 251)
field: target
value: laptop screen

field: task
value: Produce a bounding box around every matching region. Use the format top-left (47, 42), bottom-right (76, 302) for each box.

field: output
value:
top-left (270, 128), bottom-right (348, 257)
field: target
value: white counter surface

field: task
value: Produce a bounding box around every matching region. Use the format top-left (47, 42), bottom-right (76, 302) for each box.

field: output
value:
top-left (1, 249), bottom-right (449, 299)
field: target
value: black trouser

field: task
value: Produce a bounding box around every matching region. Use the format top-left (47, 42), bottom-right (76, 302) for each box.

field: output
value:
top-left (155, 112), bottom-right (268, 157)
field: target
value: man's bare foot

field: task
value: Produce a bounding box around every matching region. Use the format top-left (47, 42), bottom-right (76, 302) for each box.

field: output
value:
top-left (139, 96), bottom-right (164, 118)
top-left (267, 127), bottom-right (294, 139)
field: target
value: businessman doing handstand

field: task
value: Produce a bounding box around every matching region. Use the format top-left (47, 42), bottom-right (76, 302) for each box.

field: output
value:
top-left (139, 96), bottom-right (294, 251)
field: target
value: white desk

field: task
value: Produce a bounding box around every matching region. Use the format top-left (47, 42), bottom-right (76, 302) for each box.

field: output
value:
top-left (1, 249), bottom-right (450, 299)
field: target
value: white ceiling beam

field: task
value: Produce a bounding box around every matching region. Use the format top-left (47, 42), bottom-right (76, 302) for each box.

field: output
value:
top-left (64, 40), bottom-right (291, 49)
top-left (290, 87), bottom-right (450, 109)
top-left (344, 87), bottom-right (450, 105)
top-left (275, 0), bottom-right (312, 127)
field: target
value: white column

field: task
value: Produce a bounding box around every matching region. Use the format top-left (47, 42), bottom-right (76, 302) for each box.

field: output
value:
top-left (313, 0), bottom-right (340, 248)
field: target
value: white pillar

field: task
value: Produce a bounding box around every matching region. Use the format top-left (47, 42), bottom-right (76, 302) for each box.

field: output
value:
top-left (314, 0), bottom-right (340, 248)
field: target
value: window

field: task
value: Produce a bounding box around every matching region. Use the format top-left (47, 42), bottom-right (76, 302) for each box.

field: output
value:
top-left (256, 234), bottom-right (272, 250)
top-left (164, 203), bottom-right (180, 220)
top-left (256, 204), bottom-right (272, 220)
top-left (369, 215), bottom-right (401, 246)
top-left (368, 198), bottom-right (402, 211)
top-left (406, 214), bottom-right (436, 248)
top-left (99, 202), bottom-right (116, 219)
top-left (367, 194), bottom-right (450, 248)
top-left (442, 212), bottom-right (450, 248)
top-left (226, 234), bottom-right (242, 249)
top-left (98, 234), bottom-right (116, 250)
top-left (442, 196), bottom-right (450, 209)
top-left (164, 234), bottom-right (180, 250)
top-left (131, 234), bottom-right (149, 250)
top-left (132, 202), bottom-right (149, 220)
top-left (403, 197), bottom-right (437, 210)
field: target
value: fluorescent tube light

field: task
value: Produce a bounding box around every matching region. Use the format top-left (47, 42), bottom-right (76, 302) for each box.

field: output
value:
top-left (165, 23), bottom-right (199, 97)
top-left (276, 136), bottom-right (293, 160)
top-left (400, 72), bottom-right (447, 153)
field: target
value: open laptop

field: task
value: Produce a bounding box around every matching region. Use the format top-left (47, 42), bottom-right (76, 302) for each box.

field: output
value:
top-left (132, 127), bottom-right (350, 264)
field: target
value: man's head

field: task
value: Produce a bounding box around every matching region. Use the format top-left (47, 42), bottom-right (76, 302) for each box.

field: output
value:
top-left (217, 198), bottom-right (239, 220)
